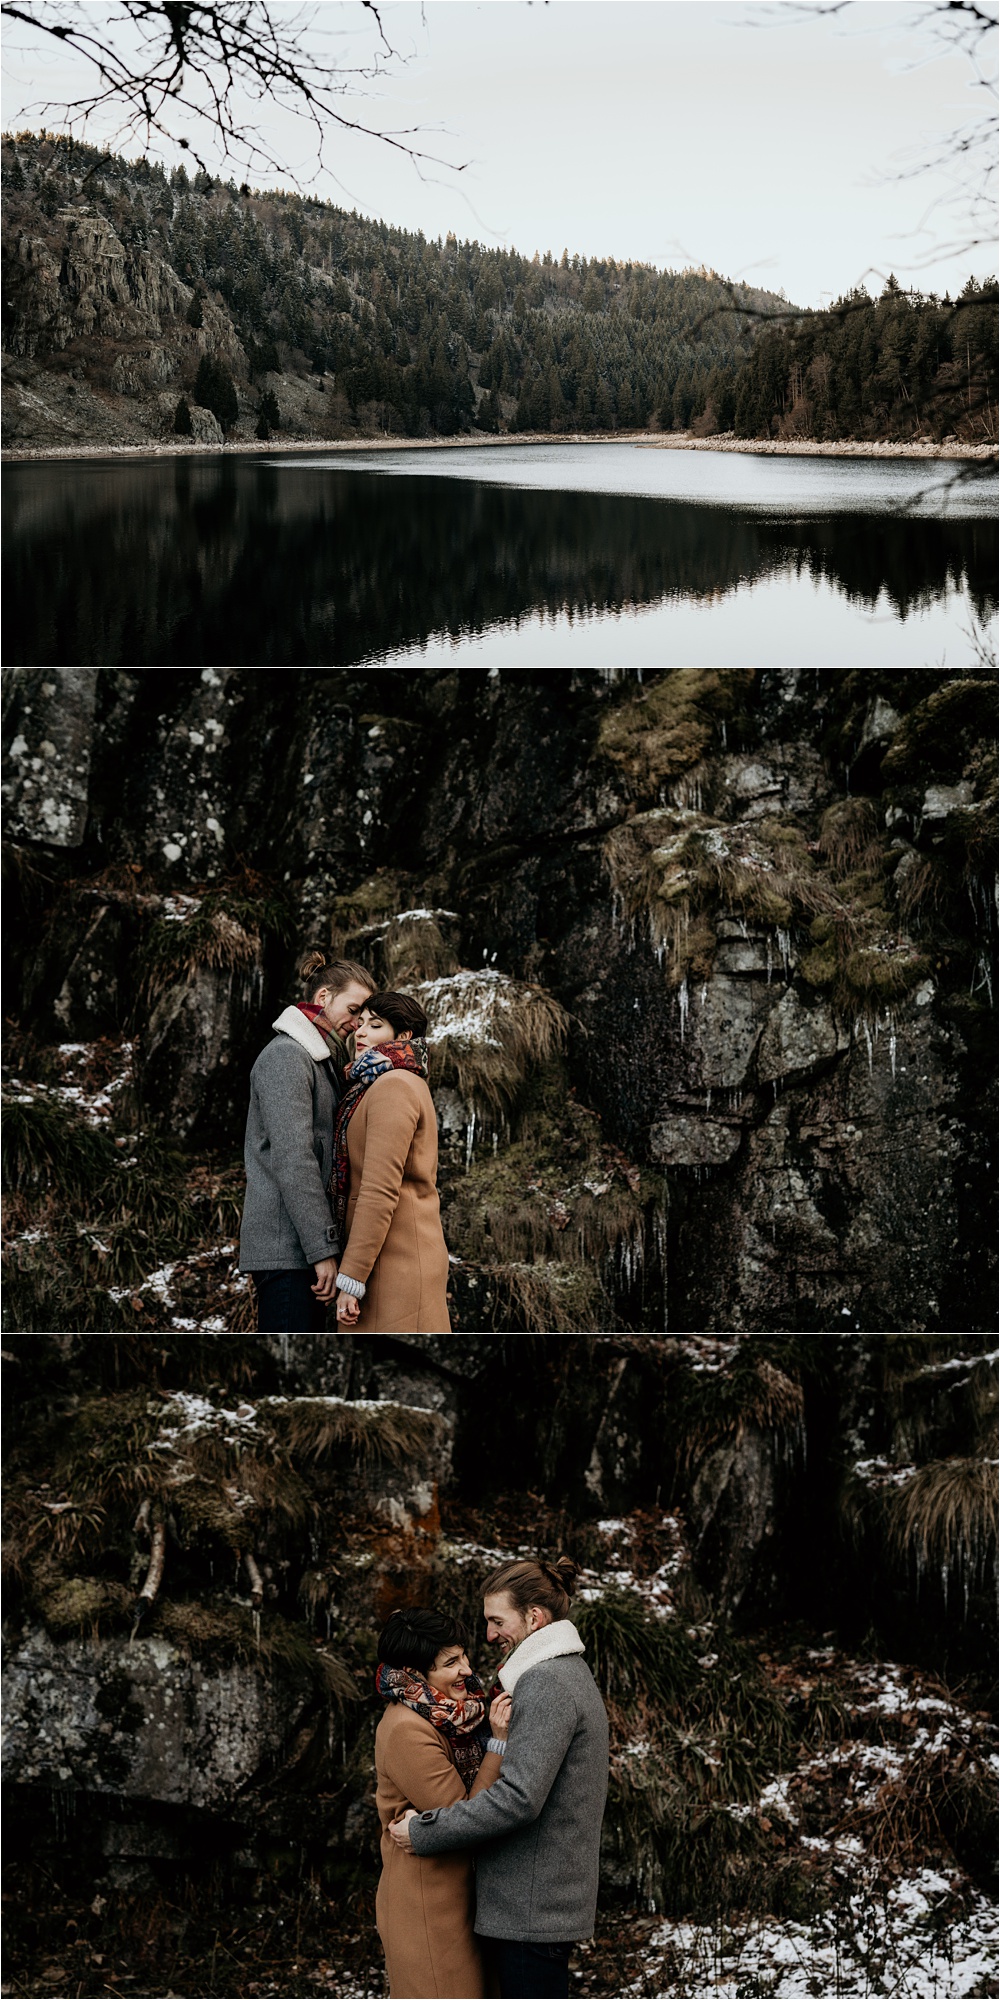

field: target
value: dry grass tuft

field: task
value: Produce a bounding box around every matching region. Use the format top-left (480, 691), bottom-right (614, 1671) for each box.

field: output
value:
top-left (817, 797), bottom-right (883, 876)
top-left (139, 872), bottom-right (294, 997)
top-left (668, 1351), bottom-right (805, 1472)
top-left (888, 1456), bottom-right (998, 1595)
top-left (382, 911), bottom-right (461, 985)
top-left (596, 670), bottom-right (753, 801)
top-left (410, 970), bottom-right (570, 1115)
top-left (488, 1258), bottom-right (606, 1332)
top-left (265, 1396), bottom-right (445, 1471)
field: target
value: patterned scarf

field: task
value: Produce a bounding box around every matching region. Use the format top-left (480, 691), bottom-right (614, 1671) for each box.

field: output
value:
top-left (331, 1037), bottom-right (429, 1237)
top-left (375, 1661), bottom-right (489, 1791)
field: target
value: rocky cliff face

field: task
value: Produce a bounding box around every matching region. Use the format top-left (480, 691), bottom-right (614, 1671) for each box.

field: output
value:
top-left (3, 198), bottom-right (252, 448)
top-left (3, 667), bottom-right (996, 1334)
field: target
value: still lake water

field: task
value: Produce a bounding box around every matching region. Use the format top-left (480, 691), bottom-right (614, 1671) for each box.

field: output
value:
top-left (5, 442), bottom-right (996, 666)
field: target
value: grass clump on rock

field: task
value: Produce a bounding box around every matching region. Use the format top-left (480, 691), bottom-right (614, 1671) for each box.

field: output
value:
top-left (596, 670), bottom-right (754, 802)
top-left (4, 1384), bottom-right (447, 1658)
top-left (139, 872), bottom-right (295, 997)
top-left (605, 797), bottom-right (932, 1013)
top-left (265, 1395), bottom-right (446, 1472)
top-left (412, 968), bottom-right (570, 1117)
top-left (438, 1064), bottom-right (656, 1331)
top-left (888, 1457), bottom-right (999, 1608)
top-left (662, 1343), bottom-right (806, 1476)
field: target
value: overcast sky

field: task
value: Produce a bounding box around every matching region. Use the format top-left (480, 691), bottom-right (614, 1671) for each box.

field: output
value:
top-left (3, 1), bottom-right (996, 305)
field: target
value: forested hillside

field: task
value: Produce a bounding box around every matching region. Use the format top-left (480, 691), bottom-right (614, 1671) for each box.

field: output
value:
top-left (6, 129), bottom-right (994, 450)
top-left (2, 129), bottom-right (783, 446)
top-left (711, 277), bottom-right (998, 444)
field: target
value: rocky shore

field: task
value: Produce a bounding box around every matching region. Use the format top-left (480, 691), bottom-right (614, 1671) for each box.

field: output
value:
top-left (3, 428), bottom-right (996, 463)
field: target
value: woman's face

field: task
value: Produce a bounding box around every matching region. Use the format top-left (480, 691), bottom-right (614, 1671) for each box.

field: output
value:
top-left (428, 1643), bottom-right (473, 1698)
top-left (354, 1008), bottom-right (411, 1055)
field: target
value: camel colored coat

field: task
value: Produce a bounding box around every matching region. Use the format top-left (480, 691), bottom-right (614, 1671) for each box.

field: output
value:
top-left (374, 1705), bottom-right (501, 1999)
top-left (338, 1070), bottom-right (451, 1332)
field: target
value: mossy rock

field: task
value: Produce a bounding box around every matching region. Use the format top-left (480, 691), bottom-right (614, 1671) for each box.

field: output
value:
top-left (32, 1570), bottom-right (133, 1638)
top-left (840, 945), bottom-right (932, 1005)
top-left (329, 869), bottom-right (415, 936)
top-left (880, 676), bottom-right (999, 783)
top-left (596, 670), bottom-right (755, 800)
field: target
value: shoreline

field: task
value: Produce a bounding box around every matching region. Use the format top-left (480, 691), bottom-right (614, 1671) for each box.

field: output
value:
top-left (2, 429), bottom-right (996, 465)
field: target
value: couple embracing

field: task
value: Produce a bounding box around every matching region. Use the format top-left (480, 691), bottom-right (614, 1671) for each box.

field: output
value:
top-left (238, 951), bottom-right (451, 1333)
top-left (375, 1554), bottom-right (609, 2000)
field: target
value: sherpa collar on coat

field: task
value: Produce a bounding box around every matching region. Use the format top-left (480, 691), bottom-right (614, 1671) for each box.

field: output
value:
top-left (498, 1618), bottom-right (586, 1694)
top-left (272, 1005), bottom-right (331, 1063)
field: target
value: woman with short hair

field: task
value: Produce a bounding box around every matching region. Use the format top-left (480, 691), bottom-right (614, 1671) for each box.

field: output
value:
top-left (332, 989), bottom-right (452, 1332)
top-left (374, 1606), bottom-right (510, 1999)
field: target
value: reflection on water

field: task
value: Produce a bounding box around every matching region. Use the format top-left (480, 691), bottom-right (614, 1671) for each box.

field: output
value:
top-left (279, 441), bottom-right (997, 516)
top-left (3, 451), bottom-right (996, 667)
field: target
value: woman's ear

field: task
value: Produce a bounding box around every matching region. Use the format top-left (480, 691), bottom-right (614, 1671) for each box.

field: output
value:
top-left (399, 1030), bottom-right (413, 1041)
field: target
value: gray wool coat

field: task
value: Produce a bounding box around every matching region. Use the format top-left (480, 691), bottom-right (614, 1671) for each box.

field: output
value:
top-left (407, 1652), bottom-right (609, 1944)
top-left (238, 1007), bottom-right (342, 1271)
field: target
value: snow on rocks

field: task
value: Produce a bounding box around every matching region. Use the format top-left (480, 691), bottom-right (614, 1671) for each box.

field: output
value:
top-left (9, 1038), bottom-right (136, 1128)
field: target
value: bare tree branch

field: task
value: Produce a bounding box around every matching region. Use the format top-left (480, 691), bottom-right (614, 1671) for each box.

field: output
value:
top-left (0, 0), bottom-right (472, 189)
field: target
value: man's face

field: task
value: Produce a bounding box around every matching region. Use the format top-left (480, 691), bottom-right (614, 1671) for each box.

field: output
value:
top-left (319, 980), bottom-right (373, 1039)
top-left (483, 1592), bottom-right (537, 1652)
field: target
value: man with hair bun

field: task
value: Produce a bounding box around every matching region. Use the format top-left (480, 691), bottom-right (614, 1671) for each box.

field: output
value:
top-left (238, 950), bottom-right (374, 1332)
top-left (389, 1553), bottom-right (609, 2000)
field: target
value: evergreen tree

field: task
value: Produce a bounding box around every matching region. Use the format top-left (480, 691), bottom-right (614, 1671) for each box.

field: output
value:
top-left (173, 395), bottom-right (193, 434)
top-left (186, 289), bottom-right (204, 328)
top-left (194, 354), bottom-right (239, 431)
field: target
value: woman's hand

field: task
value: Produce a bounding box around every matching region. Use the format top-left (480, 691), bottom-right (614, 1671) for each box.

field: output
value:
top-left (389, 1809), bottom-right (417, 1850)
top-left (489, 1693), bottom-right (512, 1740)
top-left (336, 1290), bottom-right (361, 1324)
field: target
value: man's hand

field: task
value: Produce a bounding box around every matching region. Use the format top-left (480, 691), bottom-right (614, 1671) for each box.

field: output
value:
top-left (312, 1258), bottom-right (338, 1301)
top-left (388, 1809), bottom-right (417, 1850)
top-left (336, 1289), bottom-right (361, 1324)
top-left (489, 1693), bottom-right (512, 1740)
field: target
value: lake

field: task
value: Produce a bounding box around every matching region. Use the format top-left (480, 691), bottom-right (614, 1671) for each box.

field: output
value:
top-left (4, 442), bottom-right (996, 666)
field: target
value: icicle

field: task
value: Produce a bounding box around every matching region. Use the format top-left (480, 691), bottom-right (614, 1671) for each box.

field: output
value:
top-left (677, 978), bottom-right (689, 1040)
top-left (857, 1017), bottom-right (874, 1075)
top-left (465, 1111), bottom-right (477, 1169)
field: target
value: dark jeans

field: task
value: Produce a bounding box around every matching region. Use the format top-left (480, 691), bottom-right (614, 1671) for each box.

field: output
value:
top-left (480, 1938), bottom-right (572, 2000)
top-left (250, 1267), bottom-right (327, 1333)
